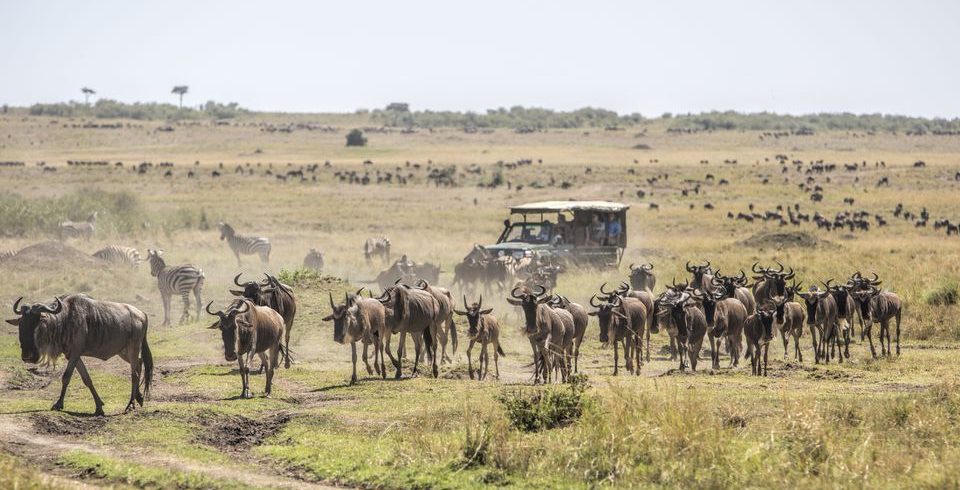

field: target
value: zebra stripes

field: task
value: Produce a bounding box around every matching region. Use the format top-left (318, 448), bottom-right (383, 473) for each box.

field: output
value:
top-left (218, 222), bottom-right (271, 266)
top-left (0, 249), bottom-right (16, 263)
top-left (93, 245), bottom-right (141, 268)
top-left (147, 249), bottom-right (204, 326)
top-left (59, 212), bottom-right (97, 241)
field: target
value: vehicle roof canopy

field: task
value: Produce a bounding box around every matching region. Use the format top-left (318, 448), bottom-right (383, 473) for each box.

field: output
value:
top-left (509, 200), bottom-right (629, 214)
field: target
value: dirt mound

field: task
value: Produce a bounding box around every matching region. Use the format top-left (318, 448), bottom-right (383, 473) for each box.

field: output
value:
top-left (4, 241), bottom-right (105, 270)
top-left (6, 367), bottom-right (54, 391)
top-left (194, 411), bottom-right (291, 451)
top-left (736, 231), bottom-right (833, 250)
top-left (31, 413), bottom-right (108, 436)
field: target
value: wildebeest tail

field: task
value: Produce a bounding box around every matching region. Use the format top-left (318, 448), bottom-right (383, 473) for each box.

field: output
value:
top-left (449, 319), bottom-right (458, 354)
top-left (140, 329), bottom-right (154, 402)
top-left (497, 343), bottom-right (506, 357)
top-left (422, 329), bottom-right (435, 361)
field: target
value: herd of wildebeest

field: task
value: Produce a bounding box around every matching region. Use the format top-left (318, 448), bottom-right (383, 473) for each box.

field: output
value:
top-left (5, 212), bottom-right (903, 416)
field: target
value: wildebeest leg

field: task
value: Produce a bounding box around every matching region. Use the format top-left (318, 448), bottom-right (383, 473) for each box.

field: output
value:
top-left (763, 343), bottom-right (769, 376)
top-left (362, 342), bottom-right (374, 375)
top-left (74, 359), bottom-right (106, 416)
top-left (430, 323), bottom-right (440, 378)
top-left (864, 323), bottom-right (877, 358)
top-left (480, 342), bottom-right (489, 380)
top-left (882, 319), bottom-right (892, 357)
top-left (895, 310), bottom-right (902, 356)
top-left (795, 332), bottom-right (803, 362)
top-left (493, 340), bottom-right (501, 379)
top-left (669, 335), bottom-right (677, 360)
top-left (265, 346), bottom-right (278, 397)
top-left (466, 339), bottom-right (476, 380)
top-left (121, 347), bottom-right (140, 413)
top-left (624, 337), bottom-right (634, 374)
top-left (782, 329), bottom-right (789, 359)
top-left (52, 356), bottom-right (81, 413)
top-left (612, 340), bottom-right (619, 376)
top-left (384, 333), bottom-right (400, 371)
top-left (239, 354), bottom-right (253, 399)
top-left (395, 332), bottom-right (406, 379)
top-left (350, 342), bottom-right (359, 385)
top-left (810, 325), bottom-right (820, 364)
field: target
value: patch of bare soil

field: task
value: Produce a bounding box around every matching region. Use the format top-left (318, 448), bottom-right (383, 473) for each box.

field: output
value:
top-left (5, 367), bottom-right (54, 391)
top-left (736, 231), bottom-right (835, 250)
top-left (194, 410), bottom-right (292, 451)
top-left (30, 413), bottom-right (108, 436)
top-left (5, 241), bottom-right (106, 270)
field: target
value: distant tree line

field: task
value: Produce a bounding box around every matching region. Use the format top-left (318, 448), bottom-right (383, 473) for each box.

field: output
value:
top-left (28, 99), bottom-right (247, 120)
top-left (370, 105), bottom-right (643, 130)
top-left (665, 111), bottom-right (960, 134)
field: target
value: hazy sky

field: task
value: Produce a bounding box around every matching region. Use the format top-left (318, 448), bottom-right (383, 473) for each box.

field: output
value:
top-left (2, 0), bottom-right (958, 116)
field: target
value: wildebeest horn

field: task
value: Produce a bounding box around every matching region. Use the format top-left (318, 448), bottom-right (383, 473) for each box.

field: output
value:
top-left (629, 263), bottom-right (638, 271)
top-left (643, 263), bottom-right (653, 271)
top-left (599, 282), bottom-right (614, 295)
top-left (784, 267), bottom-right (795, 280)
top-left (853, 271), bottom-right (862, 279)
top-left (752, 262), bottom-right (763, 274)
top-left (822, 279), bottom-right (834, 290)
top-left (463, 295), bottom-right (469, 310)
top-left (510, 286), bottom-right (524, 299)
top-left (376, 289), bottom-right (390, 302)
top-left (328, 292), bottom-right (335, 310)
top-left (686, 261), bottom-right (694, 272)
top-left (869, 273), bottom-right (881, 285)
top-left (703, 260), bottom-right (710, 269)
top-left (713, 268), bottom-right (723, 279)
top-left (618, 281), bottom-right (631, 291)
top-left (534, 285), bottom-right (547, 297)
top-left (36, 297), bottom-right (62, 315)
top-left (711, 276), bottom-right (723, 286)
top-left (589, 294), bottom-right (602, 308)
top-left (394, 278), bottom-right (403, 285)
top-left (233, 273), bottom-right (246, 287)
top-left (478, 294), bottom-right (482, 309)
top-left (775, 261), bottom-right (784, 273)
top-left (355, 288), bottom-right (365, 296)
top-left (205, 301), bottom-right (222, 317)
top-left (12, 297), bottom-right (24, 315)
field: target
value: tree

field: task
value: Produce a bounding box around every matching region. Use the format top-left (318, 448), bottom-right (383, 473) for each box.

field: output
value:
top-left (345, 129), bottom-right (367, 147)
top-left (171, 86), bottom-right (189, 109)
top-left (386, 102), bottom-right (409, 112)
top-left (81, 87), bottom-right (96, 105)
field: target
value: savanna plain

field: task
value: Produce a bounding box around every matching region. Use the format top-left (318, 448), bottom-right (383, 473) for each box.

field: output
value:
top-left (1, 111), bottom-right (960, 489)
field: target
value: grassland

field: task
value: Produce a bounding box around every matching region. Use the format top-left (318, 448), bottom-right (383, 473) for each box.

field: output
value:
top-left (1, 111), bottom-right (959, 488)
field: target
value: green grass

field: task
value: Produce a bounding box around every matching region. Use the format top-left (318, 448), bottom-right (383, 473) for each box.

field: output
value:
top-left (59, 450), bottom-right (245, 489)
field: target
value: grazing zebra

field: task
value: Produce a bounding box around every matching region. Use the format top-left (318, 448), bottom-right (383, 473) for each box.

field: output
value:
top-left (363, 236), bottom-right (391, 264)
top-left (59, 212), bottom-right (97, 241)
top-left (303, 248), bottom-right (325, 272)
top-left (146, 249), bottom-right (204, 326)
top-left (0, 249), bottom-right (16, 263)
top-left (93, 245), bottom-right (141, 268)
top-left (218, 222), bottom-right (271, 266)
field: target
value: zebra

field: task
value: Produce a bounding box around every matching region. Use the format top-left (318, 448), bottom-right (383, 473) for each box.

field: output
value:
top-left (303, 248), bottom-right (324, 272)
top-left (0, 249), bottom-right (16, 263)
top-left (59, 212), bottom-right (97, 241)
top-left (218, 222), bottom-right (271, 266)
top-left (93, 245), bottom-right (141, 268)
top-left (363, 236), bottom-right (391, 264)
top-left (146, 249), bottom-right (204, 326)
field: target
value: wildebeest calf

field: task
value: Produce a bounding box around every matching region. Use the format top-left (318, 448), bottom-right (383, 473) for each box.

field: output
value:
top-left (207, 299), bottom-right (284, 398)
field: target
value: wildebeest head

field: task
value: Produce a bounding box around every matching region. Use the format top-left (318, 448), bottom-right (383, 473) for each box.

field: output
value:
top-left (207, 300), bottom-right (251, 361)
top-left (661, 292), bottom-right (691, 342)
top-left (824, 279), bottom-right (851, 317)
top-left (853, 285), bottom-right (882, 322)
top-left (6, 297), bottom-right (62, 364)
top-left (506, 285), bottom-right (549, 335)
top-left (797, 288), bottom-right (828, 326)
top-left (217, 222), bottom-right (233, 241)
top-left (692, 288), bottom-right (722, 327)
top-left (784, 280), bottom-right (803, 303)
top-left (231, 273), bottom-right (264, 301)
top-left (752, 262), bottom-right (795, 296)
top-left (322, 291), bottom-right (361, 344)
top-left (629, 263), bottom-right (655, 291)
top-left (454, 295), bottom-right (492, 338)
top-left (757, 308), bottom-right (776, 341)
top-left (686, 260), bottom-right (712, 286)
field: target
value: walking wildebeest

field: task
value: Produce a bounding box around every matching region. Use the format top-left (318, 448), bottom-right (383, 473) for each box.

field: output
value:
top-left (507, 286), bottom-right (569, 384)
top-left (797, 287), bottom-right (841, 364)
top-left (695, 289), bottom-right (748, 369)
top-left (588, 294), bottom-right (646, 375)
top-left (628, 263), bottom-right (656, 292)
top-left (7, 295), bottom-right (153, 415)
top-left (653, 292), bottom-right (707, 372)
top-left (686, 260), bottom-right (714, 292)
top-left (854, 285), bottom-right (902, 357)
top-left (548, 294), bottom-right (589, 373)
top-left (455, 295), bottom-right (504, 380)
top-left (231, 273), bottom-right (297, 369)
top-left (363, 236), bottom-right (391, 264)
top-left (207, 299), bottom-right (284, 398)
top-left (377, 283), bottom-right (441, 378)
top-left (415, 279), bottom-right (458, 364)
top-left (322, 290), bottom-right (387, 384)
top-left (744, 308), bottom-right (776, 376)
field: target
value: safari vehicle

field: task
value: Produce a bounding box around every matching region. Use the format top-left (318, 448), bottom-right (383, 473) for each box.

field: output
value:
top-left (483, 200), bottom-right (629, 267)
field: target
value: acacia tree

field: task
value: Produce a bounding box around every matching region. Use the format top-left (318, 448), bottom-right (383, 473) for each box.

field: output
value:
top-left (81, 87), bottom-right (96, 105)
top-left (171, 85), bottom-right (189, 109)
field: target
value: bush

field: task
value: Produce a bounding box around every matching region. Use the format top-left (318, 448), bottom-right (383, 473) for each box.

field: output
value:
top-left (927, 281), bottom-right (959, 306)
top-left (28, 99), bottom-right (246, 120)
top-left (0, 189), bottom-right (147, 238)
top-left (345, 129), bottom-right (367, 147)
top-left (498, 374), bottom-right (589, 432)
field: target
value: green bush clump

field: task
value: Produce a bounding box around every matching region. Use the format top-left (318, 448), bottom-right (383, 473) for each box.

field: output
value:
top-left (0, 188), bottom-right (147, 237)
top-left (926, 281), bottom-right (958, 306)
top-left (498, 374), bottom-right (589, 432)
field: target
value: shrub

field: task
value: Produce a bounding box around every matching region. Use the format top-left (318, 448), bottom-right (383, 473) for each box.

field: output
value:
top-left (345, 129), bottom-right (367, 147)
top-left (498, 374), bottom-right (589, 432)
top-left (926, 281), bottom-right (958, 306)
top-left (0, 189), bottom-right (147, 237)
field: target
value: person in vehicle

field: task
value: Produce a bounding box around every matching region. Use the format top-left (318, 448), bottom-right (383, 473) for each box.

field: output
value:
top-left (605, 213), bottom-right (622, 245)
top-left (590, 214), bottom-right (606, 245)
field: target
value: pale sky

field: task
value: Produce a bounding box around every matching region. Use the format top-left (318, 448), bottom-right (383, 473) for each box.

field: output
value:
top-left (2, 0), bottom-right (958, 117)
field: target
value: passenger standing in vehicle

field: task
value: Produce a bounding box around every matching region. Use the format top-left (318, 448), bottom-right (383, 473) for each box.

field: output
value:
top-left (605, 213), bottom-right (622, 245)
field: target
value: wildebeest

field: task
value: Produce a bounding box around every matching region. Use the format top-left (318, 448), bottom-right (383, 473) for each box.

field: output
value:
top-left (686, 261), bottom-right (714, 292)
top-left (695, 289), bottom-right (748, 369)
top-left (231, 273), bottom-right (297, 369)
top-left (507, 286), bottom-right (569, 384)
top-left (377, 283), bottom-right (441, 378)
top-left (206, 299), bottom-right (284, 398)
top-left (854, 284), bottom-right (902, 357)
top-left (744, 308), bottom-right (776, 376)
top-left (6, 295), bottom-right (153, 415)
top-left (588, 294), bottom-right (645, 375)
top-left (322, 290), bottom-right (386, 384)
top-left (607, 282), bottom-right (655, 362)
top-left (363, 236), bottom-right (391, 264)
top-left (59, 212), bottom-right (97, 241)
top-left (628, 263), bottom-right (656, 292)
top-left (415, 279), bottom-right (458, 364)
top-left (93, 245), bottom-right (141, 268)
top-left (548, 294), bottom-right (589, 373)
top-left (773, 293), bottom-right (806, 362)
top-left (303, 248), bottom-right (325, 272)
top-left (454, 295), bottom-right (504, 380)
top-left (751, 262), bottom-right (795, 306)
top-left (797, 287), bottom-right (841, 364)
top-left (653, 291), bottom-right (707, 371)
top-left (218, 222), bottom-right (271, 266)
top-left (146, 249), bottom-right (204, 326)
top-left (824, 279), bottom-right (856, 359)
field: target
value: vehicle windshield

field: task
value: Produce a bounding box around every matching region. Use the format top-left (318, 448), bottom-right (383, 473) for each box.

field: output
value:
top-left (503, 223), bottom-right (553, 244)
